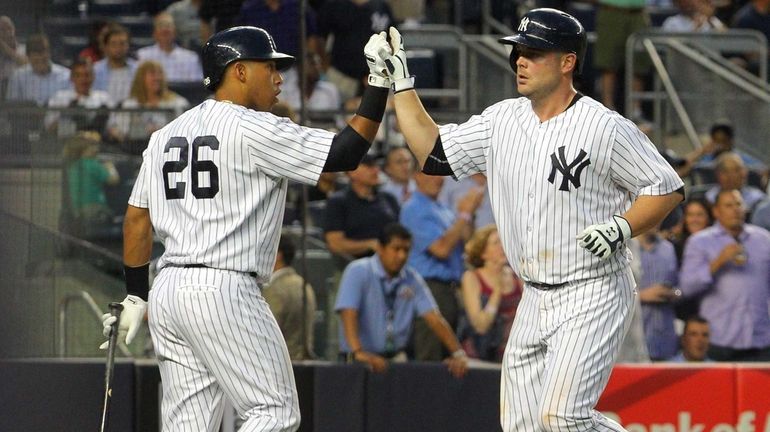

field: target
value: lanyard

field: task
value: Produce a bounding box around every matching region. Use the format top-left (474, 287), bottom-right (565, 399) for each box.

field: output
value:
top-left (374, 260), bottom-right (400, 353)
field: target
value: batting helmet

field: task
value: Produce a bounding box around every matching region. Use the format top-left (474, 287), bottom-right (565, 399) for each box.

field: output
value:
top-left (498, 8), bottom-right (587, 74)
top-left (201, 26), bottom-right (295, 91)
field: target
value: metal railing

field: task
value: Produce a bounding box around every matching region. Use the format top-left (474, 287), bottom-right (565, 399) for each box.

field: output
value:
top-left (58, 290), bottom-right (131, 357)
top-left (626, 30), bottom-right (770, 160)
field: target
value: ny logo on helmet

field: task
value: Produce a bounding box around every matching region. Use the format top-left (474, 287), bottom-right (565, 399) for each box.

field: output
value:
top-left (518, 17), bottom-right (530, 32)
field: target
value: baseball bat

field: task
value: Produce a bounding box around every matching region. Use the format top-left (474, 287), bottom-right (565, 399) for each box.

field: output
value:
top-left (100, 302), bottom-right (123, 432)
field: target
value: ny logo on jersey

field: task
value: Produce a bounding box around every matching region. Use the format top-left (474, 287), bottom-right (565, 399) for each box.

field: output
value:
top-left (547, 146), bottom-right (591, 192)
top-left (518, 17), bottom-right (530, 32)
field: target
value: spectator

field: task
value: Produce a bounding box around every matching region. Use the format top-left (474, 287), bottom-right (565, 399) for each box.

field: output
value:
top-left (323, 153), bottom-right (400, 268)
top-left (380, 146), bottom-right (416, 205)
top-left (669, 315), bottom-right (714, 362)
top-left (78, 20), bottom-right (109, 63)
top-left (46, 58), bottom-right (113, 137)
top-left (279, 53), bottom-right (341, 112)
top-left (199, 0), bottom-right (246, 40)
top-left (438, 173), bottom-right (496, 231)
top-left (318, 0), bottom-right (394, 102)
top-left (636, 228), bottom-right (680, 361)
top-left (661, 0), bottom-right (727, 32)
top-left (593, 0), bottom-right (649, 116)
top-left (400, 171), bottom-right (483, 361)
top-left (106, 61), bottom-right (189, 147)
top-left (62, 131), bottom-right (120, 235)
top-left (93, 24), bottom-right (137, 103)
top-left (458, 225), bottom-right (523, 362)
top-left (671, 198), bottom-right (713, 262)
top-left (679, 189), bottom-right (770, 361)
top-left (165, 0), bottom-right (204, 50)
top-left (0, 16), bottom-right (27, 99)
top-left (694, 121), bottom-right (767, 172)
top-left (6, 34), bottom-right (69, 106)
top-left (732, 0), bottom-right (770, 49)
top-left (750, 198), bottom-right (770, 231)
top-left (262, 235), bottom-right (316, 360)
top-left (704, 152), bottom-right (767, 215)
top-left (137, 12), bottom-right (203, 83)
top-left (335, 223), bottom-right (468, 376)
top-left (237, 0), bottom-right (322, 59)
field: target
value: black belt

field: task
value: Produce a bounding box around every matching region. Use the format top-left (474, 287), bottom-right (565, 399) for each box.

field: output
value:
top-left (181, 264), bottom-right (258, 279)
top-left (526, 280), bottom-right (568, 290)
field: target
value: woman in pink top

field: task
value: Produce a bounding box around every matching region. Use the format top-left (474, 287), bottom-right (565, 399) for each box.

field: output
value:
top-left (459, 225), bottom-right (523, 362)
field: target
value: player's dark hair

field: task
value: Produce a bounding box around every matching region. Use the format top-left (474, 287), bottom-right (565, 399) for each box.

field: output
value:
top-left (26, 34), bottom-right (50, 54)
top-left (710, 123), bottom-right (733, 138)
top-left (683, 315), bottom-right (708, 332)
top-left (278, 235), bottom-right (296, 266)
top-left (379, 223), bottom-right (412, 247)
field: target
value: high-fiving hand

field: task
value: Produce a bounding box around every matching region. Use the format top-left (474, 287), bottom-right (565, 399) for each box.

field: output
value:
top-left (577, 215), bottom-right (632, 260)
top-left (364, 32), bottom-right (393, 88)
top-left (376, 27), bottom-right (413, 92)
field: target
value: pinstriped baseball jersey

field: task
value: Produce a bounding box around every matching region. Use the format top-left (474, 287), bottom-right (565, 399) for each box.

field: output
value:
top-left (129, 99), bottom-right (334, 283)
top-left (438, 95), bottom-right (684, 284)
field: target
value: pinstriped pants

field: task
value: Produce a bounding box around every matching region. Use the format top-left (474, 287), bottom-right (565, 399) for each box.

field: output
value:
top-left (500, 270), bottom-right (635, 432)
top-left (149, 267), bottom-right (300, 432)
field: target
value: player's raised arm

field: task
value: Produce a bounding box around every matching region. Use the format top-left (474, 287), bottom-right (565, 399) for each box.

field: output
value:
top-left (321, 33), bottom-right (392, 172)
top-left (377, 27), bottom-right (441, 170)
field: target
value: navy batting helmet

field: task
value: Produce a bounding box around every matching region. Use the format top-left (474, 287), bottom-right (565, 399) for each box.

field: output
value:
top-left (498, 8), bottom-right (587, 74)
top-left (202, 26), bottom-right (295, 91)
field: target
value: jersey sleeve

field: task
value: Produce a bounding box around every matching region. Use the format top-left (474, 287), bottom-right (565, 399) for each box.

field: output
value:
top-left (242, 112), bottom-right (334, 185)
top-left (609, 117), bottom-right (684, 196)
top-left (128, 149), bottom-right (151, 208)
top-left (437, 105), bottom-right (496, 179)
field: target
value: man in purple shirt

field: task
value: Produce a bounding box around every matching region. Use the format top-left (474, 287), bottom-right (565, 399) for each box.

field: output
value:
top-left (636, 230), bottom-right (680, 361)
top-left (680, 189), bottom-right (770, 361)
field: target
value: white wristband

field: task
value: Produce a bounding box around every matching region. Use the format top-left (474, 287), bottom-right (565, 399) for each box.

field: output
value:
top-left (392, 76), bottom-right (415, 93)
top-left (367, 74), bottom-right (390, 89)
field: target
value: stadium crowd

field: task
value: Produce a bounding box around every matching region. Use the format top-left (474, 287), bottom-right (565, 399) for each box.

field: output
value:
top-left (1, 0), bottom-right (770, 366)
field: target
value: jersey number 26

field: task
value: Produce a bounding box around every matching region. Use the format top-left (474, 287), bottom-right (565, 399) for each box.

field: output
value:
top-left (163, 136), bottom-right (220, 200)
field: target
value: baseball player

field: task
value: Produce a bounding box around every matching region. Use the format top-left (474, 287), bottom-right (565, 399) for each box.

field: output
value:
top-left (373, 9), bottom-right (684, 431)
top-left (99, 26), bottom-right (394, 431)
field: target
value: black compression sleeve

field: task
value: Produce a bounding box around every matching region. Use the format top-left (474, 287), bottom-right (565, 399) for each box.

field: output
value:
top-left (422, 135), bottom-right (454, 176)
top-left (124, 263), bottom-right (150, 301)
top-left (323, 126), bottom-right (372, 172)
top-left (356, 85), bottom-right (389, 122)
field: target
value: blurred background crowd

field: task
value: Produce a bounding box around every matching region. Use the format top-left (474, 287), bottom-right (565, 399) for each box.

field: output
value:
top-left (1, 0), bottom-right (769, 367)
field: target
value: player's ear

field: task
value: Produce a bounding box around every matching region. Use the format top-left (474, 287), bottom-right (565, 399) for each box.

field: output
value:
top-left (561, 53), bottom-right (577, 75)
top-left (232, 61), bottom-right (249, 84)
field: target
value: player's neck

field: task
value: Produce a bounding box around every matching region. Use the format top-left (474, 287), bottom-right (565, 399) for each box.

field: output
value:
top-left (531, 85), bottom-right (577, 123)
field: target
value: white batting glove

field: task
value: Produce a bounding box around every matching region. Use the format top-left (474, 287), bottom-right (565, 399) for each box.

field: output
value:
top-left (379, 26), bottom-right (413, 93)
top-left (99, 295), bottom-right (147, 349)
top-left (577, 215), bottom-right (632, 260)
top-left (364, 32), bottom-right (392, 88)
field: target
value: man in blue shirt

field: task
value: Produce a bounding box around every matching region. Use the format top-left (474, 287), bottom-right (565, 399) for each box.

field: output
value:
top-left (400, 170), bottom-right (483, 361)
top-left (668, 316), bottom-right (714, 362)
top-left (6, 33), bottom-right (69, 105)
top-left (335, 223), bottom-right (468, 377)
